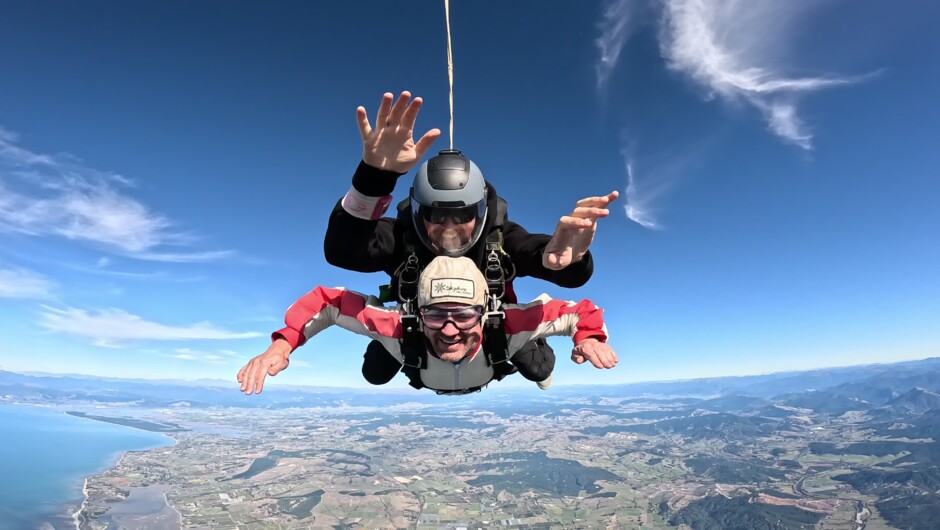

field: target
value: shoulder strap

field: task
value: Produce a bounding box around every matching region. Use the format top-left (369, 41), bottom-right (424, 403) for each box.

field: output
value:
top-left (494, 196), bottom-right (508, 228)
top-left (482, 304), bottom-right (515, 381)
top-left (399, 315), bottom-right (426, 390)
top-left (396, 197), bottom-right (410, 214)
top-left (392, 204), bottom-right (425, 388)
top-left (480, 196), bottom-right (514, 379)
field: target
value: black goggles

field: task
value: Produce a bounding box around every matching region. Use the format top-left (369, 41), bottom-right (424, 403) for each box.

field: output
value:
top-left (422, 206), bottom-right (477, 225)
top-left (419, 306), bottom-right (484, 330)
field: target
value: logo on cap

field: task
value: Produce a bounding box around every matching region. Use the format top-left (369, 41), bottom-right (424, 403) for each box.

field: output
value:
top-left (429, 278), bottom-right (475, 300)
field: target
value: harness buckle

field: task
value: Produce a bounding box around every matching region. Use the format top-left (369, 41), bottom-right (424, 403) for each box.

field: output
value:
top-left (487, 353), bottom-right (510, 366)
top-left (484, 309), bottom-right (505, 321)
top-left (397, 253), bottom-right (420, 304)
top-left (402, 358), bottom-right (422, 369)
top-left (484, 248), bottom-right (505, 299)
top-left (400, 313), bottom-right (420, 332)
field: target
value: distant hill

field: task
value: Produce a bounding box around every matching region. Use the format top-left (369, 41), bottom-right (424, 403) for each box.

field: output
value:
top-left (582, 412), bottom-right (780, 441)
top-left (0, 369), bottom-right (442, 408)
top-left (562, 357), bottom-right (940, 401)
top-left (884, 387), bottom-right (940, 415)
top-left (697, 394), bottom-right (770, 413)
top-left (754, 405), bottom-right (798, 419)
top-left (4, 356), bottom-right (940, 411)
top-left (778, 391), bottom-right (871, 414)
top-left (814, 371), bottom-right (940, 406)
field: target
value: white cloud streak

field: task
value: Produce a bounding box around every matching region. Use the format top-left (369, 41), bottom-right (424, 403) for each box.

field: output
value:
top-left (131, 250), bottom-right (236, 263)
top-left (0, 266), bottom-right (55, 299)
top-left (172, 347), bottom-right (232, 363)
top-left (595, 0), bottom-right (640, 94)
top-left (657, 0), bottom-right (869, 149)
top-left (595, 0), bottom-right (873, 229)
top-left (57, 261), bottom-right (206, 282)
top-left (0, 126), bottom-right (233, 260)
top-left (38, 305), bottom-right (263, 344)
top-left (624, 162), bottom-right (661, 230)
top-left (618, 138), bottom-right (697, 230)
top-left (595, 0), bottom-right (871, 149)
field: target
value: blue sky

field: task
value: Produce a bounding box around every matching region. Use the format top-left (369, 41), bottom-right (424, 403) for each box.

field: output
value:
top-left (0, 0), bottom-right (937, 389)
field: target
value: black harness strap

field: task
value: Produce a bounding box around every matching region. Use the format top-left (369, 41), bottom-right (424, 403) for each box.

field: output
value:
top-left (482, 308), bottom-right (513, 381)
top-left (432, 385), bottom-right (485, 396)
top-left (399, 314), bottom-right (426, 390)
top-left (481, 216), bottom-right (515, 381)
top-left (483, 230), bottom-right (516, 381)
top-left (396, 232), bottom-right (426, 390)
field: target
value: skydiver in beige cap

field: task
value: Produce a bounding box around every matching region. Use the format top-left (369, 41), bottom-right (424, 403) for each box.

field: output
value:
top-left (238, 256), bottom-right (617, 395)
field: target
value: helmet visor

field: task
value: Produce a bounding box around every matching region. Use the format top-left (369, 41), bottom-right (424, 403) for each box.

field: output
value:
top-left (411, 198), bottom-right (487, 257)
top-left (422, 205), bottom-right (478, 225)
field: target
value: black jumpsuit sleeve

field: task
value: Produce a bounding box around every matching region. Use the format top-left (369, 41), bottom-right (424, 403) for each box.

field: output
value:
top-left (323, 161), bottom-right (404, 274)
top-left (502, 220), bottom-right (594, 288)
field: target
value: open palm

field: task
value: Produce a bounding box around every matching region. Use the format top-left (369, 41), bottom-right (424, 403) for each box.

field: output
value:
top-left (358, 91), bottom-right (440, 173)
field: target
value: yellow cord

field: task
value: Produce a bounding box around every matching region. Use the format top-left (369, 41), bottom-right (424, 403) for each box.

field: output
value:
top-left (445, 0), bottom-right (454, 150)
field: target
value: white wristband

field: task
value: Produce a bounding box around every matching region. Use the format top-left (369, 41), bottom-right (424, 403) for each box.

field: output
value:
top-left (341, 187), bottom-right (392, 220)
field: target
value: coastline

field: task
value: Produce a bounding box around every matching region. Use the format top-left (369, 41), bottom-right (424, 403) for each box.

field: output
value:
top-left (64, 410), bottom-right (188, 434)
top-left (0, 404), bottom-right (177, 530)
top-left (65, 433), bottom-right (182, 529)
top-left (55, 409), bottom-right (178, 530)
top-left (70, 478), bottom-right (88, 530)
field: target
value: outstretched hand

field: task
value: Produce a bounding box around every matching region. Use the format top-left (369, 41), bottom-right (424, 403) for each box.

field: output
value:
top-left (571, 338), bottom-right (618, 369)
top-left (543, 191), bottom-right (620, 270)
top-left (237, 339), bottom-right (292, 395)
top-left (357, 91), bottom-right (441, 174)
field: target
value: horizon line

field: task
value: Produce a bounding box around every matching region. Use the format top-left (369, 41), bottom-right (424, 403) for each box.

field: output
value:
top-left (3, 355), bottom-right (937, 391)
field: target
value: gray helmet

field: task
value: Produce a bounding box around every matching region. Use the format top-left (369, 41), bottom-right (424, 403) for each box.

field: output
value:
top-left (410, 149), bottom-right (488, 256)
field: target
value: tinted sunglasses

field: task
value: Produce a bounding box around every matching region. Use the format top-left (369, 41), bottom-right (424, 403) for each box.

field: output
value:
top-left (422, 206), bottom-right (476, 225)
top-left (419, 306), bottom-right (484, 330)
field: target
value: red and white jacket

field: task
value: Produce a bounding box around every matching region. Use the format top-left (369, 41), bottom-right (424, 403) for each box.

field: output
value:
top-left (273, 287), bottom-right (608, 392)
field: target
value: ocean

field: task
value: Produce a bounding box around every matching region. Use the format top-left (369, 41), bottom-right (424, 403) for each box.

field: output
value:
top-left (0, 404), bottom-right (173, 530)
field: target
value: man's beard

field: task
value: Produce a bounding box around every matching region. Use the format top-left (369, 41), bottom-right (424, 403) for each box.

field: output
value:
top-left (438, 229), bottom-right (463, 252)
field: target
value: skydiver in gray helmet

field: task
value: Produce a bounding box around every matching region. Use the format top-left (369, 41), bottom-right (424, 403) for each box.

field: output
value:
top-left (324, 91), bottom-right (621, 389)
top-left (410, 149), bottom-right (488, 257)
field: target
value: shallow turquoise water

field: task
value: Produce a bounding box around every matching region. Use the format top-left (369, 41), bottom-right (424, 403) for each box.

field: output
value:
top-left (0, 404), bottom-right (172, 530)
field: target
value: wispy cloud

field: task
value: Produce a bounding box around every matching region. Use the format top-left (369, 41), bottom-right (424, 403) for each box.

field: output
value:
top-left (0, 127), bottom-right (56, 166)
top-left (0, 126), bottom-right (233, 260)
top-left (131, 250), bottom-right (236, 263)
top-left (618, 136), bottom-right (708, 230)
top-left (595, 0), bottom-right (872, 149)
top-left (59, 262), bottom-right (206, 282)
top-left (623, 162), bottom-right (661, 230)
top-left (657, 0), bottom-right (870, 149)
top-left (38, 305), bottom-right (263, 344)
top-left (595, 0), bottom-right (641, 96)
top-left (595, 0), bottom-right (874, 229)
top-left (0, 265), bottom-right (55, 299)
top-left (172, 347), bottom-right (237, 363)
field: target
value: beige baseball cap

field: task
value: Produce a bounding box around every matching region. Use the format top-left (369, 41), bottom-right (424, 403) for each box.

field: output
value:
top-left (417, 256), bottom-right (488, 308)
